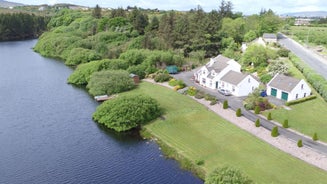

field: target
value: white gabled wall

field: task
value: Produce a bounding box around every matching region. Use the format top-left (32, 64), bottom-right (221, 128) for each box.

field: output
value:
top-left (289, 80), bottom-right (311, 101)
top-left (221, 75), bottom-right (259, 97)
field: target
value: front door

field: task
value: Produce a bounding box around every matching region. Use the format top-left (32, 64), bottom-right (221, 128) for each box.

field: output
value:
top-left (216, 82), bottom-right (218, 89)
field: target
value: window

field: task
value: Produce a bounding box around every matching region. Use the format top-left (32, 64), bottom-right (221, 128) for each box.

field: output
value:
top-left (202, 78), bottom-right (206, 84)
top-left (232, 86), bottom-right (235, 92)
top-left (296, 94), bottom-right (298, 99)
top-left (248, 78), bottom-right (251, 83)
top-left (304, 93), bottom-right (306, 97)
top-left (301, 84), bottom-right (304, 89)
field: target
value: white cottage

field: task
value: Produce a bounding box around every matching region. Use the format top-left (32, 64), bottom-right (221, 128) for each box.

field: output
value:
top-left (194, 55), bottom-right (241, 90)
top-left (220, 71), bottom-right (260, 96)
top-left (267, 74), bottom-right (311, 101)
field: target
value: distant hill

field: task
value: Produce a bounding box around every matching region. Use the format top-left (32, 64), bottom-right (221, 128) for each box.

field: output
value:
top-left (0, 0), bottom-right (24, 8)
top-left (282, 11), bottom-right (327, 18)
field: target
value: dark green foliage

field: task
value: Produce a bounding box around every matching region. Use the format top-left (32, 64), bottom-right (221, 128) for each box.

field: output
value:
top-left (259, 73), bottom-right (273, 84)
top-left (244, 88), bottom-right (272, 110)
top-left (283, 119), bottom-right (289, 128)
top-left (297, 139), bottom-right (303, 147)
top-left (254, 106), bottom-right (260, 114)
top-left (187, 86), bottom-right (197, 96)
top-left (241, 45), bottom-right (277, 69)
top-left (205, 166), bottom-right (253, 184)
top-left (223, 100), bottom-right (228, 109)
top-left (210, 100), bottom-right (218, 106)
top-left (267, 112), bottom-right (272, 120)
top-left (204, 94), bottom-right (217, 102)
top-left (313, 132), bottom-right (318, 141)
top-left (277, 48), bottom-right (290, 57)
top-left (236, 108), bottom-right (242, 117)
top-left (195, 159), bottom-right (204, 166)
top-left (271, 126), bottom-right (279, 137)
top-left (65, 48), bottom-right (101, 66)
top-left (285, 95), bottom-right (316, 106)
top-left (87, 70), bottom-right (135, 96)
top-left (67, 59), bottom-right (129, 85)
top-left (92, 94), bottom-right (162, 132)
top-left (255, 119), bottom-right (260, 127)
top-left (0, 13), bottom-right (49, 41)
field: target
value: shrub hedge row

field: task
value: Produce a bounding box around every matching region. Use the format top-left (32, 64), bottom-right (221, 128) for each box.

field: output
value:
top-left (289, 53), bottom-right (327, 102)
top-left (285, 95), bottom-right (317, 106)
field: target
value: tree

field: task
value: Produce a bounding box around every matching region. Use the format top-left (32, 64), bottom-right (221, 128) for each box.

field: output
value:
top-left (87, 70), bottom-right (136, 96)
top-left (271, 126), bottom-right (279, 137)
top-left (92, 4), bottom-right (102, 19)
top-left (254, 106), bottom-right (260, 114)
top-left (255, 119), bottom-right (260, 127)
top-left (313, 132), bottom-right (318, 141)
top-left (267, 112), bottom-right (272, 120)
top-left (92, 94), bottom-right (162, 132)
top-left (267, 60), bottom-right (289, 76)
top-left (243, 30), bottom-right (257, 42)
top-left (241, 44), bottom-right (272, 68)
top-left (218, 0), bottom-right (234, 19)
top-left (259, 9), bottom-right (282, 35)
top-left (205, 166), bottom-right (253, 184)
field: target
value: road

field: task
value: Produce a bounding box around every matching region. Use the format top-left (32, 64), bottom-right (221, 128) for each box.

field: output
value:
top-left (173, 70), bottom-right (327, 156)
top-left (278, 33), bottom-right (327, 79)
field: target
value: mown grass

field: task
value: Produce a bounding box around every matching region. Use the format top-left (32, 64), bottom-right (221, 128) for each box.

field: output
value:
top-left (263, 57), bottom-right (327, 142)
top-left (123, 82), bottom-right (327, 184)
top-left (288, 26), bottom-right (327, 48)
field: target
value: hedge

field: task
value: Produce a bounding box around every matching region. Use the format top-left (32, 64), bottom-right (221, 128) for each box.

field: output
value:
top-left (289, 53), bottom-right (327, 102)
top-left (285, 95), bottom-right (317, 106)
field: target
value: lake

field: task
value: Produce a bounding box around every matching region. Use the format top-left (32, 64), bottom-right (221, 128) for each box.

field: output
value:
top-left (0, 40), bottom-right (203, 184)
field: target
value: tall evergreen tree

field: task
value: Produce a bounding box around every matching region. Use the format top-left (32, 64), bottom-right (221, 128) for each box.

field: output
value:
top-left (92, 4), bottom-right (102, 19)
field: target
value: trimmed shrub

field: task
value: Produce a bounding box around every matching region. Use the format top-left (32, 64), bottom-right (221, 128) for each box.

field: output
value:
top-left (297, 139), bottom-right (303, 147)
top-left (271, 126), bottom-right (279, 137)
top-left (154, 73), bottom-right (171, 82)
top-left (267, 112), bottom-right (272, 120)
top-left (204, 94), bottom-right (216, 101)
top-left (283, 119), bottom-right (289, 128)
top-left (210, 100), bottom-right (217, 105)
top-left (255, 119), bottom-right (260, 127)
top-left (195, 159), bottom-right (204, 166)
top-left (254, 106), bottom-right (260, 114)
top-left (313, 132), bottom-right (318, 141)
top-left (195, 91), bottom-right (205, 99)
top-left (236, 108), bottom-right (242, 117)
top-left (223, 100), bottom-right (228, 109)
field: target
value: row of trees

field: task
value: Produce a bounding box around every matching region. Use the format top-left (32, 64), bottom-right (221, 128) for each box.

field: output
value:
top-left (0, 13), bottom-right (49, 41)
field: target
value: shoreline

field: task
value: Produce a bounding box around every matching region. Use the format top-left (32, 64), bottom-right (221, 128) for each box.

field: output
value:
top-left (143, 79), bottom-right (327, 172)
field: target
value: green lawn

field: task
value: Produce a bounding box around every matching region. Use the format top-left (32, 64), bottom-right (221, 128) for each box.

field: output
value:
top-left (287, 26), bottom-right (327, 48)
top-left (123, 82), bottom-right (327, 184)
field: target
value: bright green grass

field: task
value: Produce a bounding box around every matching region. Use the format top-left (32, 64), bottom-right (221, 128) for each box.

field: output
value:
top-left (123, 82), bottom-right (327, 184)
top-left (288, 26), bottom-right (327, 48)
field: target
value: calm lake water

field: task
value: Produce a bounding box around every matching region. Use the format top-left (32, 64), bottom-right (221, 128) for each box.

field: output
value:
top-left (0, 40), bottom-right (203, 184)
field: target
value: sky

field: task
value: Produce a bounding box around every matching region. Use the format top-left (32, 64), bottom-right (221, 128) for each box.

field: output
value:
top-left (8, 0), bottom-right (327, 15)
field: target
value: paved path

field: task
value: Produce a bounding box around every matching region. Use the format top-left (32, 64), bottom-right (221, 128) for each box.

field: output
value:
top-left (173, 70), bottom-right (327, 156)
top-left (278, 33), bottom-right (327, 79)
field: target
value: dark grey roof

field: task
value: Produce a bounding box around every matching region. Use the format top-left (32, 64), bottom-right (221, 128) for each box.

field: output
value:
top-left (263, 33), bottom-right (277, 39)
top-left (207, 55), bottom-right (231, 73)
top-left (268, 74), bottom-right (301, 92)
top-left (220, 71), bottom-right (248, 85)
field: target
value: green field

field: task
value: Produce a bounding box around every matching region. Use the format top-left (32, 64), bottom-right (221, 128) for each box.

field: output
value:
top-left (287, 26), bottom-right (327, 49)
top-left (123, 82), bottom-right (327, 184)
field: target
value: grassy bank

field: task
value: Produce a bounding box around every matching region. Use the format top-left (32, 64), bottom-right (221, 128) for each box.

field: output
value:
top-left (123, 82), bottom-right (327, 183)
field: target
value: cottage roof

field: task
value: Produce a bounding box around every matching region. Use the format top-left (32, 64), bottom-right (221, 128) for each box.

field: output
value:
top-left (268, 74), bottom-right (301, 92)
top-left (220, 71), bottom-right (248, 85)
top-left (207, 55), bottom-right (231, 73)
top-left (263, 33), bottom-right (277, 39)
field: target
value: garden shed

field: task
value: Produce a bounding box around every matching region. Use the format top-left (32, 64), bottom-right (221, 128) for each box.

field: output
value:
top-left (166, 65), bottom-right (178, 74)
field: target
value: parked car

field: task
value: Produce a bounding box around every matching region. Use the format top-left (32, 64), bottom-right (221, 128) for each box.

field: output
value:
top-left (218, 88), bottom-right (231, 96)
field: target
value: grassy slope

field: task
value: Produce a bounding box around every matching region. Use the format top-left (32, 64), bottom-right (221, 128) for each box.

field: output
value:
top-left (263, 58), bottom-right (327, 142)
top-left (123, 82), bottom-right (327, 184)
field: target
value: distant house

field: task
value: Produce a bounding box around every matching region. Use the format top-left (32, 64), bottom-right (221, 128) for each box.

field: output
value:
top-left (267, 74), bottom-right (311, 101)
top-left (220, 71), bottom-right (260, 97)
top-left (166, 65), bottom-right (178, 74)
top-left (262, 33), bottom-right (277, 44)
top-left (194, 55), bottom-right (241, 90)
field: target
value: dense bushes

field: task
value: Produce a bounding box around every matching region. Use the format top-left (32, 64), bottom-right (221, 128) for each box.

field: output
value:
top-left (205, 166), bottom-right (253, 184)
top-left (297, 139), bottom-right (303, 147)
top-left (285, 95), bottom-right (317, 106)
top-left (289, 53), bottom-right (327, 102)
top-left (65, 48), bottom-right (101, 66)
top-left (67, 59), bottom-right (129, 85)
top-left (93, 94), bottom-right (162, 132)
top-left (244, 89), bottom-right (272, 111)
top-left (87, 70), bottom-right (135, 96)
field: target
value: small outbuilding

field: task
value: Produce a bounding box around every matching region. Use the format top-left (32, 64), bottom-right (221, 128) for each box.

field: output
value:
top-left (267, 74), bottom-right (311, 101)
top-left (166, 65), bottom-right (178, 74)
top-left (263, 33), bottom-right (277, 44)
top-left (130, 73), bottom-right (140, 84)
